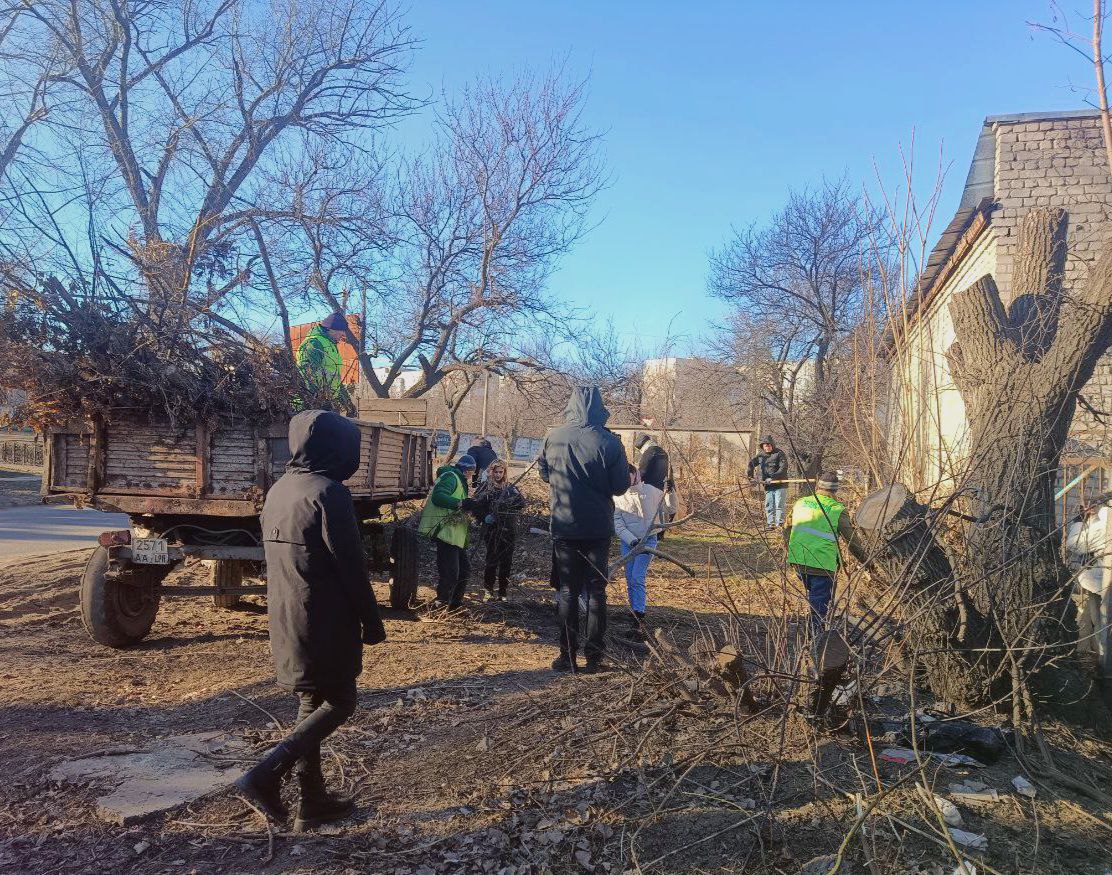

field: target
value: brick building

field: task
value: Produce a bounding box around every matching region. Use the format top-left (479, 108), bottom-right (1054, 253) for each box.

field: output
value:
top-left (888, 109), bottom-right (1112, 517)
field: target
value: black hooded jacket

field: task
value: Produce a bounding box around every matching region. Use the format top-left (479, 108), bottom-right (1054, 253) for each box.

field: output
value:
top-left (538, 387), bottom-right (631, 539)
top-left (261, 410), bottom-right (386, 692)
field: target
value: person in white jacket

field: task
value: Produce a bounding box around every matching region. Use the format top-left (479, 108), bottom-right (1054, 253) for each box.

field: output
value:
top-left (613, 464), bottom-right (665, 641)
top-left (1064, 502), bottom-right (1110, 673)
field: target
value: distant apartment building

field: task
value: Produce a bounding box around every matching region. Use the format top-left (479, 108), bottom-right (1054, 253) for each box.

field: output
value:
top-left (640, 357), bottom-right (756, 430)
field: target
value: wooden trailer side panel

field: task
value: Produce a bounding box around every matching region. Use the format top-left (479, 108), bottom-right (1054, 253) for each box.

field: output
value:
top-left (210, 426), bottom-right (258, 495)
top-left (371, 429), bottom-right (405, 496)
top-left (102, 424), bottom-right (197, 494)
top-left (52, 432), bottom-right (92, 490)
top-left (45, 415), bottom-right (432, 512)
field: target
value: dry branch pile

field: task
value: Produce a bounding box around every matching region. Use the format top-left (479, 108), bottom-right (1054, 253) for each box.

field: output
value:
top-left (0, 295), bottom-right (302, 428)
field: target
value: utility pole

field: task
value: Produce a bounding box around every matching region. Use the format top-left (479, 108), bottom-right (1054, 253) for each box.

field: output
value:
top-left (480, 371), bottom-right (491, 436)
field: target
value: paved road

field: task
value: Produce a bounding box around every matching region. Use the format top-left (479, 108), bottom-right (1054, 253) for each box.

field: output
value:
top-left (0, 504), bottom-right (130, 558)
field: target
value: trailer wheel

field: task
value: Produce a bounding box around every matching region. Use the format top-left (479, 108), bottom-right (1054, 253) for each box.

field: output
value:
top-left (81, 547), bottom-right (162, 648)
top-left (211, 560), bottom-right (244, 609)
top-left (389, 525), bottom-right (419, 609)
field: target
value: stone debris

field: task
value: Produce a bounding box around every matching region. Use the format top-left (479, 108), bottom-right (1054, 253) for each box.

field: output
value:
top-left (48, 732), bottom-right (246, 825)
top-left (1012, 775), bottom-right (1037, 798)
top-left (947, 827), bottom-right (988, 851)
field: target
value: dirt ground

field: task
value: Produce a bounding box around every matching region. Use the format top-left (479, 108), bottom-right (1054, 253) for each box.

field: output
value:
top-left (0, 469), bottom-right (42, 508)
top-left (0, 514), bottom-right (1110, 875)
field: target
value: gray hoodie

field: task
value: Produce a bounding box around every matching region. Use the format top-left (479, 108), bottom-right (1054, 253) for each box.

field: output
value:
top-left (538, 387), bottom-right (631, 539)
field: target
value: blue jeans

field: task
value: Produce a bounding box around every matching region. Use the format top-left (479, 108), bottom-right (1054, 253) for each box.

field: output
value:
top-left (764, 487), bottom-right (786, 527)
top-left (621, 535), bottom-right (657, 613)
top-left (798, 570), bottom-right (834, 636)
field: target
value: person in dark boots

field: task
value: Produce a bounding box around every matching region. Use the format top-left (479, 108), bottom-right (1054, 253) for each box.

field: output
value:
top-left (419, 454), bottom-right (477, 608)
top-left (472, 458), bottom-right (525, 602)
top-left (538, 387), bottom-right (630, 673)
top-left (233, 410), bottom-right (386, 831)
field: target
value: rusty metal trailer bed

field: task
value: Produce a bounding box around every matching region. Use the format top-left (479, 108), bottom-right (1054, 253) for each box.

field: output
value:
top-left (43, 414), bottom-right (433, 647)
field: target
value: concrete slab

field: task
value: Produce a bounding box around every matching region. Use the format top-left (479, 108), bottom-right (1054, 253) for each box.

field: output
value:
top-left (50, 732), bottom-right (247, 825)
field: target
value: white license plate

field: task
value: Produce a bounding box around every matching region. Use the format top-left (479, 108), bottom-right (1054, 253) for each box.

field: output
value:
top-left (132, 537), bottom-right (169, 565)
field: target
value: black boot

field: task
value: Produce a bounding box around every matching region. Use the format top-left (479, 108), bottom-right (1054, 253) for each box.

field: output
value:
top-left (232, 742), bottom-right (298, 823)
top-left (293, 758), bottom-right (355, 833)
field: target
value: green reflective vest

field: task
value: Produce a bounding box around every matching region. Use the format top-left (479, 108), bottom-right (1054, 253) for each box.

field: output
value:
top-left (296, 326), bottom-right (345, 406)
top-left (787, 493), bottom-right (844, 573)
top-left (419, 468), bottom-right (470, 548)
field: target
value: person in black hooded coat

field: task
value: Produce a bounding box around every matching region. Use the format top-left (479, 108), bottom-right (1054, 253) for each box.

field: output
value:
top-left (233, 410), bottom-right (386, 832)
top-left (538, 387), bottom-right (630, 672)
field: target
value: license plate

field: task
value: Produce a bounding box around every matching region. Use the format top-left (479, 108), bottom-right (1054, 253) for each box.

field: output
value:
top-left (132, 537), bottom-right (169, 565)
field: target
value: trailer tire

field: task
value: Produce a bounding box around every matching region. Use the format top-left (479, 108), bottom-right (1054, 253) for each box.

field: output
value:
top-left (211, 560), bottom-right (244, 609)
top-left (81, 547), bottom-right (162, 647)
top-left (389, 525), bottom-right (419, 609)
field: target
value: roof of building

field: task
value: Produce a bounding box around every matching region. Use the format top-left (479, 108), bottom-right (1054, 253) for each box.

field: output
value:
top-left (884, 109), bottom-right (1100, 352)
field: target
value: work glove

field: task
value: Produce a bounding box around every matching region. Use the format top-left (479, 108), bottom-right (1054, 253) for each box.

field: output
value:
top-left (460, 498), bottom-right (475, 511)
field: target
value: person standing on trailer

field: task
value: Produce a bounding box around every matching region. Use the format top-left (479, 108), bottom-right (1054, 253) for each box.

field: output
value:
top-left (234, 410), bottom-right (386, 832)
top-left (295, 312), bottom-right (355, 415)
top-left (472, 458), bottom-right (525, 602)
top-left (419, 454), bottom-right (477, 609)
top-left (747, 436), bottom-right (788, 529)
top-left (538, 386), bottom-right (631, 673)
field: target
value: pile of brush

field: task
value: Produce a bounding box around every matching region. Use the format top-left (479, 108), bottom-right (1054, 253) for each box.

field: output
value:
top-left (0, 294), bottom-right (302, 429)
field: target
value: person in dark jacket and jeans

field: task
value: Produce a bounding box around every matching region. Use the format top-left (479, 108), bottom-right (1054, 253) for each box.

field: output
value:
top-left (234, 410), bottom-right (386, 832)
top-left (747, 437), bottom-right (788, 529)
top-left (466, 438), bottom-right (497, 486)
top-left (419, 455), bottom-right (477, 608)
top-left (635, 432), bottom-right (675, 535)
top-left (538, 387), bottom-right (631, 673)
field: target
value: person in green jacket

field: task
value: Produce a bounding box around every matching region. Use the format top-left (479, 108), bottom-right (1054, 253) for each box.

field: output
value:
top-left (784, 471), bottom-right (851, 636)
top-left (296, 312), bottom-right (355, 415)
top-left (419, 454), bottom-right (477, 608)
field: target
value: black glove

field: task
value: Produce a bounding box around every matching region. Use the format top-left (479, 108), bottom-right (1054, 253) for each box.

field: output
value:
top-left (460, 498), bottom-right (475, 511)
top-left (362, 615), bottom-right (387, 646)
top-left (362, 613), bottom-right (389, 644)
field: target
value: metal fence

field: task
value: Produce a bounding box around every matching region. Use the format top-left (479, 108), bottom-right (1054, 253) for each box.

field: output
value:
top-left (0, 432), bottom-right (43, 469)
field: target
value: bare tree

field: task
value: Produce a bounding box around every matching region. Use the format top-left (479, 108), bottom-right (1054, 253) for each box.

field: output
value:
top-left (709, 179), bottom-right (881, 472)
top-left (0, 0), bottom-right (413, 324)
top-left (0, 7), bottom-right (65, 183)
top-left (288, 68), bottom-right (604, 400)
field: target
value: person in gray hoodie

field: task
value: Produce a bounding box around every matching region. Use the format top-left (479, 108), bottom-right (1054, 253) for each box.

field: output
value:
top-left (538, 387), bottom-right (630, 672)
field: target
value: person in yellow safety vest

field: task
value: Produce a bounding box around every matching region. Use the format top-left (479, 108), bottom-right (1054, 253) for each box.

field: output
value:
top-left (296, 312), bottom-right (355, 415)
top-left (419, 454), bottom-right (477, 609)
top-left (784, 470), bottom-right (852, 636)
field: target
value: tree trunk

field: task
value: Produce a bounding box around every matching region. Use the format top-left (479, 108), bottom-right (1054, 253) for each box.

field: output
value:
top-left (935, 208), bottom-right (1112, 703)
top-left (848, 485), bottom-right (992, 703)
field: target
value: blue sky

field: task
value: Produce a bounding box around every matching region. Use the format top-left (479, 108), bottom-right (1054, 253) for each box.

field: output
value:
top-left (398, 1), bottom-right (1096, 351)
